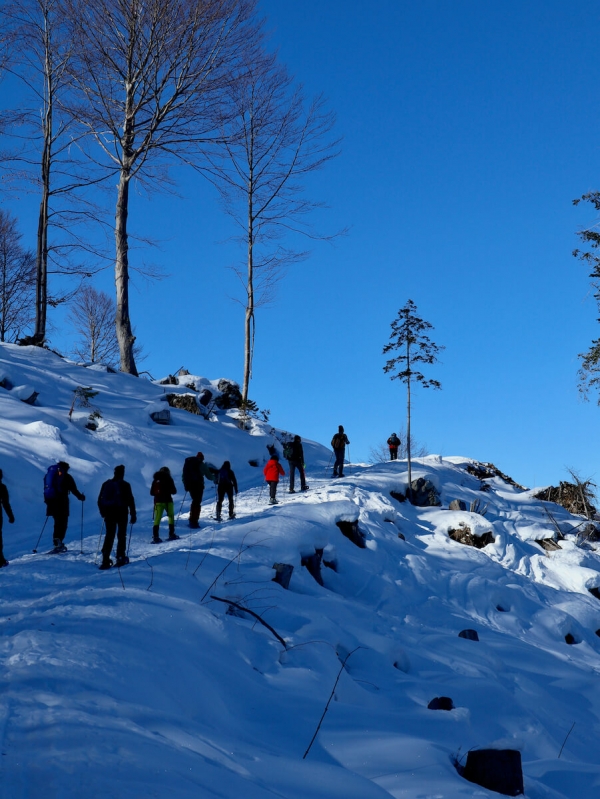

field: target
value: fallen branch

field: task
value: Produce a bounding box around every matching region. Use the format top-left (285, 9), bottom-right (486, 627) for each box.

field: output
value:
top-left (210, 595), bottom-right (287, 649)
top-left (558, 721), bottom-right (575, 759)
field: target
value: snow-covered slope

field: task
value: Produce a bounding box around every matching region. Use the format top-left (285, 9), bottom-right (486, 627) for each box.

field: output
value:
top-left (1, 343), bottom-right (600, 799)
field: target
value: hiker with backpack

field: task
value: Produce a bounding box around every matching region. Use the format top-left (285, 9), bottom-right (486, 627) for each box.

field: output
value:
top-left (97, 465), bottom-right (137, 570)
top-left (331, 426), bottom-right (350, 478)
top-left (43, 461), bottom-right (85, 552)
top-left (215, 461), bottom-right (238, 521)
top-left (150, 466), bottom-right (178, 544)
top-left (263, 453), bottom-right (285, 505)
top-left (283, 435), bottom-right (309, 493)
top-left (0, 469), bottom-right (15, 567)
top-left (182, 452), bottom-right (216, 529)
top-left (387, 433), bottom-right (400, 460)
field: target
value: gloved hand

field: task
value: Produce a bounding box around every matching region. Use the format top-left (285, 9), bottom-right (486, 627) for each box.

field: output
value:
top-left (81, 494), bottom-right (86, 501)
top-left (131, 514), bottom-right (137, 524)
top-left (8, 516), bottom-right (14, 524)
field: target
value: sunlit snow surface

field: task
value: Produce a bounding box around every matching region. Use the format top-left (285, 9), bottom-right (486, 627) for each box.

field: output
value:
top-left (1, 343), bottom-right (600, 798)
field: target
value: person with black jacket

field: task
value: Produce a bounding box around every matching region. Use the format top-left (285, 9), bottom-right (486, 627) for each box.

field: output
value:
top-left (150, 466), bottom-right (178, 544)
top-left (0, 469), bottom-right (15, 567)
top-left (44, 461), bottom-right (85, 552)
top-left (182, 452), bottom-right (215, 529)
top-left (286, 435), bottom-right (308, 493)
top-left (215, 461), bottom-right (238, 521)
top-left (97, 465), bottom-right (137, 570)
top-left (331, 426), bottom-right (350, 478)
top-left (387, 433), bottom-right (400, 460)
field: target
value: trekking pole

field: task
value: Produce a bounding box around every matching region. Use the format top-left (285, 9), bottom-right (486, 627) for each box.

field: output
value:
top-left (95, 521), bottom-right (105, 564)
top-left (258, 482), bottom-right (265, 503)
top-left (347, 446), bottom-right (351, 469)
top-left (324, 451), bottom-right (333, 477)
top-left (32, 517), bottom-right (49, 553)
top-left (176, 491), bottom-right (188, 527)
top-left (127, 523), bottom-right (133, 557)
top-left (80, 501), bottom-right (84, 554)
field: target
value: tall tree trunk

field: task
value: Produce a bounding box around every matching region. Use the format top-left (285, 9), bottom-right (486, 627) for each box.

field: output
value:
top-left (114, 165), bottom-right (138, 375)
top-left (406, 339), bottom-right (412, 499)
top-left (242, 185), bottom-right (254, 404)
top-left (33, 10), bottom-right (53, 346)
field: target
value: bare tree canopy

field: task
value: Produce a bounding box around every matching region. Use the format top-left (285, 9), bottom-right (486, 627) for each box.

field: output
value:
top-left (203, 52), bottom-right (341, 403)
top-left (67, 284), bottom-right (119, 365)
top-left (0, 209), bottom-right (35, 342)
top-left (63, 0), bottom-right (260, 375)
top-left (573, 192), bottom-right (600, 401)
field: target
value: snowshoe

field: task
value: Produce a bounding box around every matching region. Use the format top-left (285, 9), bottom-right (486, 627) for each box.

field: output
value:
top-left (0, 558), bottom-right (9, 568)
top-left (99, 559), bottom-right (113, 571)
top-left (115, 555), bottom-right (129, 567)
top-left (228, 514), bottom-right (236, 520)
top-left (151, 536), bottom-right (163, 544)
top-left (301, 486), bottom-right (310, 491)
top-left (49, 543), bottom-right (68, 554)
top-left (288, 489), bottom-right (296, 494)
top-left (168, 533), bottom-right (180, 541)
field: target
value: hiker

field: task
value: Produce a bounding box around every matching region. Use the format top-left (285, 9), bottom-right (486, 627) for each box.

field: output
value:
top-left (283, 435), bottom-right (308, 493)
top-left (182, 452), bottom-right (216, 529)
top-left (263, 453), bottom-right (285, 505)
top-left (215, 461), bottom-right (238, 521)
top-left (44, 461), bottom-right (85, 552)
top-left (97, 465), bottom-right (137, 570)
top-left (266, 442), bottom-right (279, 458)
top-left (387, 433), bottom-right (400, 460)
top-left (0, 469), bottom-right (15, 567)
top-left (331, 425), bottom-right (350, 478)
top-left (150, 466), bottom-right (178, 543)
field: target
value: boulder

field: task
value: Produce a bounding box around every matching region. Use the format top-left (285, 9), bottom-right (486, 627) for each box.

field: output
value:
top-left (588, 587), bottom-right (600, 600)
top-left (449, 499), bottom-right (467, 511)
top-left (427, 696), bottom-right (454, 711)
top-left (409, 477), bottom-right (441, 507)
top-left (461, 749), bottom-right (524, 796)
top-left (166, 393), bottom-right (202, 415)
top-left (336, 519), bottom-right (366, 549)
top-left (448, 523), bottom-right (495, 549)
top-left (301, 549), bottom-right (324, 586)
top-left (272, 563), bottom-right (294, 590)
top-left (214, 379), bottom-right (242, 410)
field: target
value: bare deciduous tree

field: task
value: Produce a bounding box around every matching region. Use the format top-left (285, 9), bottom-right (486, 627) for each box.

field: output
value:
top-left (0, 209), bottom-right (35, 342)
top-left (203, 53), bottom-right (341, 404)
top-left (63, 0), bottom-right (259, 375)
top-left (67, 285), bottom-right (119, 365)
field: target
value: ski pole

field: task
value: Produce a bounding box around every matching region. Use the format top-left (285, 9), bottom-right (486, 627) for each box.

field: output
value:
top-left (258, 482), bottom-right (265, 503)
top-left (80, 501), bottom-right (84, 554)
top-left (176, 491), bottom-right (188, 527)
top-left (127, 522), bottom-right (133, 556)
top-left (95, 521), bottom-right (105, 564)
top-left (324, 451), bottom-right (333, 477)
top-left (32, 517), bottom-right (49, 553)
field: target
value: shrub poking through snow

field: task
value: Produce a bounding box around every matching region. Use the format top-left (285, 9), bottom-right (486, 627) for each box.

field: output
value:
top-left (448, 523), bottom-right (495, 549)
top-left (465, 461), bottom-right (527, 490)
top-left (534, 479), bottom-right (597, 517)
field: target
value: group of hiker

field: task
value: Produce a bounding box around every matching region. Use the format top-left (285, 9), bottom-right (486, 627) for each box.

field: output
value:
top-left (0, 427), bottom-right (402, 569)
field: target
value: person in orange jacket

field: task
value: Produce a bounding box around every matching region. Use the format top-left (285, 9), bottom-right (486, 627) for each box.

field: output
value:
top-left (263, 453), bottom-right (285, 505)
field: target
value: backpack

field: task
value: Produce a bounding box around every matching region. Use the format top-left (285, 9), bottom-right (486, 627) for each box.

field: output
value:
top-left (44, 464), bottom-right (65, 500)
top-left (218, 466), bottom-right (232, 484)
top-left (99, 479), bottom-right (122, 510)
top-left (182, 457), bottom-right (201, 490)
top-left (283, 441), bottom-right (294, 460)
top-left (331, 434), bottom-right (344, 449)
top-left (151, 476), bottom-right (163, 497)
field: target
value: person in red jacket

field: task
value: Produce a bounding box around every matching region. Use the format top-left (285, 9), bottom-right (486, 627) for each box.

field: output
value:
top-left (263, 453), bottom-right (285, 505)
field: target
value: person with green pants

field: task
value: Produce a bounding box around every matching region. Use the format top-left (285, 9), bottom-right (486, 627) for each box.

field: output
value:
top-left (150, 466), bottom-right (179, 543)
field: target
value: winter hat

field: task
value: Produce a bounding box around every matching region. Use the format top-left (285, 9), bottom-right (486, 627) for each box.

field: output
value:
top-left (294, 435), bottom-right (301, 442)
top-left (0, 469), bottom-right (3, 480)
top-left (338, 425), bottom-right (344, 433)
top-left (114, 465), bottom-right (125, 479)
top-left (58, 461), bottom-right (70, 471)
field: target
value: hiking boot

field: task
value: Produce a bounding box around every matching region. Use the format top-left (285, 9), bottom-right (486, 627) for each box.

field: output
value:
top-left (151, 525), bottom-right (162, 544)
top-left (99, 559), bottom-right (113, 570)
top-left (214, 515), bottom-right (222, 521)
top-left (188, 521), bottom-right (200, 529)
top-left (228, 513), bottom-right (236, 520)
top-left (301, 486), bottom-right (309, 491)
top-left (168, 525), bottom-right (179, 541)
top-left (0, 558), bottom-right (9, 568)
top-left (288, 489), bottom-right (296, 494)
top-left (268, 498), bottom-right (278, 505)
top-left (115, 555), bottom-right (129, 567)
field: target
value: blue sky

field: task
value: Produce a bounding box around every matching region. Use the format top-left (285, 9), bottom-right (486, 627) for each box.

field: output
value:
top-left (4, 0), bottom-right (600, 488)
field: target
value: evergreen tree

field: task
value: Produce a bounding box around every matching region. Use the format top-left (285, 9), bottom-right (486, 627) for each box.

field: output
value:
top-left (573, 192), bottom-right (600, 400)
top-left (383, 300), bottom-right (443, 497)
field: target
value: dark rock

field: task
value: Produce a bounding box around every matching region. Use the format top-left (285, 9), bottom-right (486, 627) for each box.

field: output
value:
top-left (150, 409), bottom-right (171, 425)
top-left (458, 629), bottom-right (479, 641)
top-left (596, 629), bottom-right (600, 637)
top-left (0, 377), bottom-right (12, 390)
top-left (448, 523), bottom-right (495, 549)
top-left (301, 549), bottom-right (324, 586)
top-left (535, 538), bottom-right (561, 552)
top-left (214, 379), bottom-right (242, 410)
top-left (166, 393), bottom-right (202, 415)
top-left (461, 749), bottom-right (524, 796)
top-left (20, 390), bottom-right (39, 405)
top-left (465, 461), bottom-right (527, 491)
top-left (427, 696), bottom-right (454, 711)
top-left (496, 605), bottom-right (509, 612)
top-left (272, 563), bottom-right (293, 590)
top-left (565, 633), bottom-right (579, 645)
top-left (158, 374), bottom-right (178, 385)
top-left (198, 388), bottom-right (213, 407)
top-left (449, 499), bottom-right (467, 511)
top-left (397, 532), bottom-right (405, 540)
top-left (336, 519), bottom-right (366, 549)
top-left (589, 587), bottom-right (600, 600)
top-left (248, 459), bottom-right (259, 467)
top-left (390, 490), bottom-right (406, 503)
top-left (409, 477), bottom-right (441, 507)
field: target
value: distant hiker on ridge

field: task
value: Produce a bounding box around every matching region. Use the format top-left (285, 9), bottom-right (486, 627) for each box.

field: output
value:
top-left (43, 461), bottom-right (85, 552)
top-left (387, 433), bottom-right (400, 461)
top-left (283, 435), bottom-right (309, 493)
top-left (215, 461), bottom-right (238, 521)
top-left (0, 469), bottom-right (15, 567)
top-left (331, 426), bottom-right (350, 478)
top-left (150, 466), bottom-right (178, 544)
top-left (182, 452), bottom-right (216, 529)
top-left (263, 452), bottom-right (285, 505)
top-left (97, 465), bottom-right (137, 570)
